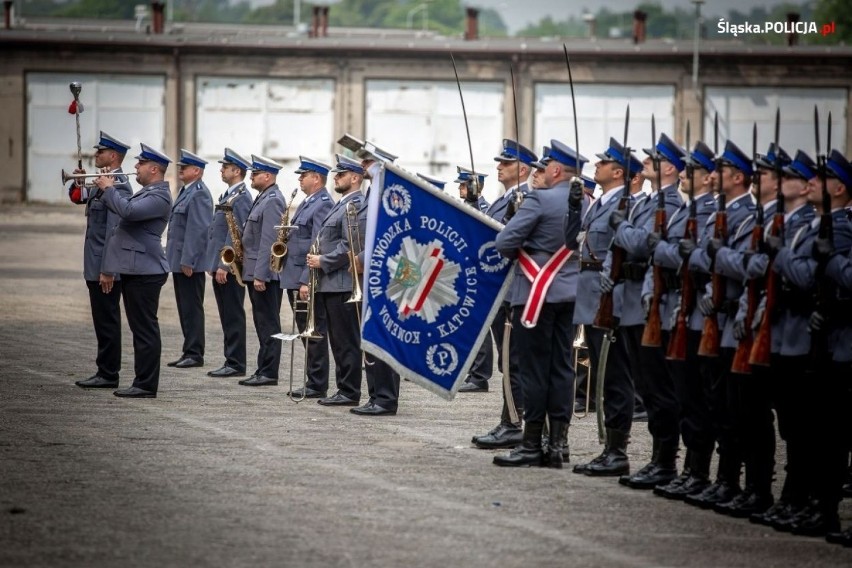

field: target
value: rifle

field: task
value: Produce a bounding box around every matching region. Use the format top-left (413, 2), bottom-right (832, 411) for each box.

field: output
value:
top-left (810, 108), bottom-right (834, 364)
top-left (593, 105), bottom-right (631, 331)
top-left (641, 115), bottom-right (666, 347)
top-left (666, 121), bottom-right (694, 361)
top-left (697, 114), bottom-right (725, 357)
top-left (750, 109), bottom-right (783, 366)
top-left (731, 122), bottom-right (763, 374)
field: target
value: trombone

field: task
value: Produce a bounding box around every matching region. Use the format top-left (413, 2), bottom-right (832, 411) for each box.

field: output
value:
top-left (344, 200), bottom-right (363, 310)
top-left (572, 324), bottom-right (592, 419)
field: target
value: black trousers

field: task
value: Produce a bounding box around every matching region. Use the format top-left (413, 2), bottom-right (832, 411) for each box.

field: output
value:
top-left (586, 325), bottom-right (633, 434)
top-left (813, 360), bottom-right (852, 512)
top-left (86, 279), bottom-right (122, 381)
top-left (517, 302), bottom-right (575, 424)
top-left (120, 273), bottom-right (167, 392)
top-left (286, 289), bottom-right (330, 393)
top-left (669, 330), bottom-right (717, 456)
top-left (713, 348), bottom-right (743, 480)
top-left (319, 292), bottom-right (361, 401)
top-left (466, 304), bottom-right (509, 387)
top-left (212, 273), bottom-right (246, 372)
top-left (173, 271), bottom-right (205, 361)
top-left (365, 354), bottom-right (400, 411)
top-left (774, 354), bottom-right (812, 503)
top-left (623, 325), bottom-right (680, 452)
top-left (738, 364), bottom-right (776, 493)
top-left (247, 284), bottom-right (282, 379)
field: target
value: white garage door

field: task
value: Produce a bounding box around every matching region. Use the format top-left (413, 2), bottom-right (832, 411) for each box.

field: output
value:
top-left (366, 80), bottom-right (505, 204)
top-left (704, 87), bottom-right (847, 156)
top-left (27, 73), bottom-right (165, 202)
top-left (196, 76), bottom-right (335, 200)
top-left (534, 84), bottom-right (676, 180)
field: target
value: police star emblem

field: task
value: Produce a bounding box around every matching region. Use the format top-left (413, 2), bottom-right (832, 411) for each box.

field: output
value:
top-left (387, 237), bottom-right (460, 324)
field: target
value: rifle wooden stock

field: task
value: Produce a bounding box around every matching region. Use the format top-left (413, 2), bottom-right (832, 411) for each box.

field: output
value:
top-left (641, 208), bottom-right (668, 347)
top-left (731, 225), bottom-right (763, 374)
top-left (666, 217), bottom-right (697, 361)
top-left (593, 193), bottom-right (629, 331)
top-left (697, 212), bottom-right (726, 357)
top-left (749, 213), bottom-right (782, 366)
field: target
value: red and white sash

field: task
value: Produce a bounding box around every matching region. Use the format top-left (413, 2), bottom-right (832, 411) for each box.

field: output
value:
top-left (517, 245), bottom-right (573, 328)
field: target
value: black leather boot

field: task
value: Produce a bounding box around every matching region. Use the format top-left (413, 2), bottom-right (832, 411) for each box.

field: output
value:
top-left (493, 421), bottom-right (544, 467)
top-left (621, 437), bottom-right (657, 486)
top-left (585, 429), bottom-right (630, 477)
top-left (546, 420), bottom-right (569, 469)
top-left (662, 450), bottom-right (712, 500)
top-left (825, 526), bottom-right (852, 546)
top-left (791, 501), bottom-right (841, 537)
top-left (474, 405), bottom-right (523, 449)
top-left (628, 442), bottom-right (678, 490)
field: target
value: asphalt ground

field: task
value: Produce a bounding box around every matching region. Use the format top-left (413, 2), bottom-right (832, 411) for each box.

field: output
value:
top-left (1, 204), bottom-right (850, 567)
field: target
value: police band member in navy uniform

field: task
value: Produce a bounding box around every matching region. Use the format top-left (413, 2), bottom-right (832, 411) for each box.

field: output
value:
top-left (93, 144), bottom-right (172, 398)
top-left (455, 167), bottom-right (490, 212)
top-left (205, 148), bottom-right (252, 378)
top-left (350, 142), bottom-right (402, 416)
top-left (678, 140), bottom-right (756, 509)
top-left (607, 134), bottom-right (685, 487)
top-left (650, 141), bottom-right (720, 500)
top-left (471, 140), bottom-right (538, 451)
top-left (492, 140), bottom-right (585, 468)
top-left (166, 149), bottom-right (214, 368)
top-left (770, 149), bottom-right (852, 538)
top-left (281, 156), bottom-right (333, 398)
top-left (238, 155), bottom-right (286, 387)
top-left (72, 131), bottom-right (133, 389)
top-left (307, 154), bottom-right (364, 406)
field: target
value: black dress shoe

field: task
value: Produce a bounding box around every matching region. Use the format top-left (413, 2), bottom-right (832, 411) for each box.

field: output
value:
top-left (75, 375), bottom-right (119, 389)
top-left (627, 464), bottom-right (678, 490)
top-left (317, 392), bottom-right (359, 406)
top-left (458, 381), bottom-right (488, 393)
top-left (113, 386), bottom-right (156, 398)
top-left (207, 366), bottom-right (245, 378)
top-left (656, 474), bottom-right (710, 500)
top-left (684, 481), bottom-right (740, 509)
top-left (771, 503), bottom-right (810, 532)
top-left (472, 423), bottom-right (502, 445)
top-left (826, 526), bottom-right (852, 546)
top-left (791, 510), bottom-right (840, 537)
top-left (351, 402), bottom-right (397, 416)
top-left (238, 375), bottom-right (278, 386)
top-left (474, 424), bottom-right (523, 449)
top-left (172, 357), bottom-right (203, 369)
top-left (750, 500), bottom-right (792, 526)
top-left (585, 450), bottom-right (629, 477)
top-left (715, 490), bottom-right (773, 518)
top-left (287, 387), bottom-right (327, 399)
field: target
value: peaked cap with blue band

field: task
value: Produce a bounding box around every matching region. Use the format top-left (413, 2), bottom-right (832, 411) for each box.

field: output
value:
top-left (718, 140), bottom-right (753, 177)
top-left (218, 147), bottom-right (251, 171)
top-left (581, 175), bottom-right (597, 191)
top-left (531, 146), bottom-right (550, 170)
top-left (294, 156), bottom-right (331, 177)
top-left (454, 166), bottom-right (487, 187)
top-left (331, 153), bottom-right (366, 175)
top-left (417, 172), bottom-right (447, 190)
top-left (643, 133), bottom-right (686, 172)
top-left (782, 150), bottom-right (816, 181)
top-left (595, 137), bottom-right (643, 175)
top-left (494, 139), bottom-right (538, 165)
top-left (542, 139), bottom-right (588, 172)
top-left (686, 141), bottom-right (716, 172)
top-left (754, 143), bottom-right (791, 170)
top-left (176, 148), bottom-right (208, 169)
top-left (826, 149), bottom-right (852, 187)
top-left (93, 131), bottom-right (130, 153)
top-left (250, 154), bottom-right (283, 174)
top-left (135, 143), bottom-right (172, 167)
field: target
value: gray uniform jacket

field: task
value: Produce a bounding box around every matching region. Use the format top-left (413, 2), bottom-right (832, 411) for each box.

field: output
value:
top-left (486, 183), bottom-right (529, 224)
top-left (826, 230), bottom-right (852, 363)
top-left (774, 209), bottom-right (852, 358)
top-left (475, 195), bottom-right (490, 213)
top-left (614, 184), bottom-right (683, 327)
top-left (204, 182), bottom-right (251, 273)
top-left (316, 191), bottom-right (362, 294)
top-left (101, 180), bottom-right (172, 275)
top-left (241, 185), bottom-right (286, 283)
top-left (572, 188), bottom-right (626, 325)
top-left (496, 180), bottom-right (579, 307)
top-left (77, 168), bottom-right (132, 281)
top-left (280, 188), bottom-right (333, 290)
top-left (166, 179), bottom-right (214, 272)
top-left (650, 192), bottom-right (718, 331)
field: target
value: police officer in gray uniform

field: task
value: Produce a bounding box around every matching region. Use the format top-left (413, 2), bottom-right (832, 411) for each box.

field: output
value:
top-left (238, 155), bottom-right (286, 386)
top-left (493, 140), bottom-right (585, 469)
top-left (205, 148), bottom-right (252, 378)
top-left (72, 131), bottom-right (133, 389)
top-left (307, 154), bottom-right (364, 406)
top-left (166, 149), bottom-right (214, 368)
top-left (455, 167), bottom-right (490, 212)
top-left (281, 156), bottom-right (333, 398)
top-left (93, 143), bottom-right (172, 398)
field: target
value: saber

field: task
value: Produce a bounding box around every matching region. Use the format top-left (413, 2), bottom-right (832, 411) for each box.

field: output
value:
top-left (450, 53), bottom-right (480, 202)
top-left (563, 44), bottom-right (580, 178)
top-left (69, 82), bottom-right (83, 169)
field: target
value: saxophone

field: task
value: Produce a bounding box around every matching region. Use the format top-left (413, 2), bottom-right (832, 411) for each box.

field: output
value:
top-left (218, 191), bottom-right (246, 287)
top-left (270, 188), bottom-right (299, 273)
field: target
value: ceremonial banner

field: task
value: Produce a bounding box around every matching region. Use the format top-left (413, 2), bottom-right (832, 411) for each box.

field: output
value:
top-left (361, 164), bottom-right (513, 400)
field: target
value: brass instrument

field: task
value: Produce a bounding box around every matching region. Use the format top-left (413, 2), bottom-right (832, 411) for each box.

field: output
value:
top-left (572, 324), bottom-right (592, 419)
top-left (218, 193), bottom-right (246, 287)
top-left (270, 188), bottom-right (299, 273)
top-left (344, 200), bottom-right (363, 307)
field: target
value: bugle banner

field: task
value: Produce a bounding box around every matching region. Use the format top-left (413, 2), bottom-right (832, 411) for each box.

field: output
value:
top-left (361, 163), bottom-right (513, 400)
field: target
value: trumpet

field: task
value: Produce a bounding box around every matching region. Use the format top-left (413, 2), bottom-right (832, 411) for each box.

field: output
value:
top-left (301, 239), bottom-right (323, 341)
top-left (61, 168), bottom-right (111, 185)
top-left (270, 188), bottom-right (299, 273)
top-left (344, 200), bottom-right (363, 307)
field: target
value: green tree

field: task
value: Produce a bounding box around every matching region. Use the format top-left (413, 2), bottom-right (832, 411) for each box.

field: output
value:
top-left (53, 0), bottom-right (135, 18)
top-left (813, 0), bottom-right (851, 44)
